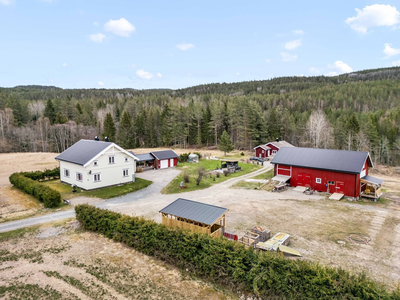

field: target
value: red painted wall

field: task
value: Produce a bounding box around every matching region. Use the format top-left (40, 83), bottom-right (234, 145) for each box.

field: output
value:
top-left (174, 158), bottom-right (178, 166)
top-left (255, 147), bottom-right (268, 158)
top-left (274, 164), bottom-right (360, 197)
top-left (266, 143), bottom-right (280, 155)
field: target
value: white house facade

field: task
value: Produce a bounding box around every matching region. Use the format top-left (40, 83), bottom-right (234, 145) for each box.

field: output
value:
top-left (55, 140), bottom-right (138, 190)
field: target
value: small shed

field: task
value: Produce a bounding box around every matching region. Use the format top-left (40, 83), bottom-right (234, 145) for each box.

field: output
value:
top-left (159, 198), bottom-right (228, 237)
top-left (187, 153), bottom-right (199, 163)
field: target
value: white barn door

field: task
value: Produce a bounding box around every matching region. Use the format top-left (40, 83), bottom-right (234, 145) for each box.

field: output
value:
top-left (170, 158), bottom-right (174, 167)
top-left (160, 160), bottom-right (168, 169)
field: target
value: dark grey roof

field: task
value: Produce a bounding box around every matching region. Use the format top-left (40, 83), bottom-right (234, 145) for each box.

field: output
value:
top-left (271, 147), bottom-right (371, 174)
top-left (135, 153), bottom-right (155, 162)
top-left (151, 150), bottom-right (179, 160)
top-left (361, 175), bottom-right (384, 185)
top-left (159, 198), bottom-right (228, 226)
top-left (55, 140), bottom-right (112, 165)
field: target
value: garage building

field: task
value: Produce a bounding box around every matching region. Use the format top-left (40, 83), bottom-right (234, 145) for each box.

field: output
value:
top-left (271, 147), bottom-right (383, 199)
top-left (151, 150), bottom-right (179, 169)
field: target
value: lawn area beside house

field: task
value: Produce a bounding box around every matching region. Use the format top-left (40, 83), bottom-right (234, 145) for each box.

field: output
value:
top-left (162, 159), bottom-right (261, 194)
top-left (40, 178), bottom-right (152, 200)
top-left (251, 169), bottom-right (274, 180)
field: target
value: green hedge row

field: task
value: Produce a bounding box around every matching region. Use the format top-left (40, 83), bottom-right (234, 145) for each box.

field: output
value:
top-left (21, 167), bottom-right (60, 181)
top-left (9, 173), bottom-right (61, 208)
top-left (75, 204), bottom-right (399, 300)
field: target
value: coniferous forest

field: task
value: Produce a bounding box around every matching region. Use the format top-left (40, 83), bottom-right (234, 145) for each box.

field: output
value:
top-left (1, 66), bottom-right (400, 165)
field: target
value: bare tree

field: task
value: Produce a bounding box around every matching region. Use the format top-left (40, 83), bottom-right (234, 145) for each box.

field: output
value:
top-left (306, 110), bottom-right (333, 149)
top-left (28, 101), bottom-right (45, 119)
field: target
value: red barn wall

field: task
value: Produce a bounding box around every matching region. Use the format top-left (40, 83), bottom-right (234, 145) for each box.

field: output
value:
top-left (276, 164), bottom-right (359, 197)
top-left (266, 143), bottom-right (280, 155)
top-left (255, 147), bottom-right (268, 158)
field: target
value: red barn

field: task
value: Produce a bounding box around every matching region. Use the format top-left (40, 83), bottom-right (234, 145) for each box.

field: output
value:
top-left (150, 150), bottom-right (179, 169)
top-left (271, 147), bottom-right (383, 199)
top-left (254, 139), bottom-right (294, 158)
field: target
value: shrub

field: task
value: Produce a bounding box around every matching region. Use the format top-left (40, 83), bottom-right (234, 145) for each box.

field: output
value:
top-left (75, 205), bottom-right (396, 300)
top-left (195, 167), bottom-right (205, 185)
top-left (9, 172), bottom-right (61, 208)
top-left (183, 170), bottom-right (190, 183)
top-left (179, 153), bottom-right (190, 162)
top-left (21, 167), bottom-right (60, 181)
top-left (193, 152), bottom-right (202, 159)
top-left (216, 172), bottom-right (220, 178)
top-left (223, 170), bottom-right (229, 177)
top-left (240, 152), bottom-right (245, 156)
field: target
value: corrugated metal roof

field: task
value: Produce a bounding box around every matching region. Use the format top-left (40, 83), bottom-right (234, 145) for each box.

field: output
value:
top-left (151, 150), bottom-right (179, 160)
top-left (361, 175), bottom-right (384, 185)
top-left (159, 198), bottom-right (228, 226)
top-left (271, 147), bottom-right (371, 174)
top-left (55, 140), bottom-right (112, 165)
top-left (135, 153), bottom-right (155, 162)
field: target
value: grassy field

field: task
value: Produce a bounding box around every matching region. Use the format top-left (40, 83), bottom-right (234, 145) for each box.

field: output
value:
top-left (251, 169), bottom-right (274, 180)
top-left (162, 159), bottom-right (261, 194)
top-left (40, 178), bottom-right (152, 200)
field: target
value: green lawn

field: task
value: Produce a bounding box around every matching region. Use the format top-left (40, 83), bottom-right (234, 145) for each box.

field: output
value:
top-left (251, 169), bottom-right (274, 180)
top-left (162, 159), bottom-right (262, 194)
top-left (40, 178), bottom-right (152, 200)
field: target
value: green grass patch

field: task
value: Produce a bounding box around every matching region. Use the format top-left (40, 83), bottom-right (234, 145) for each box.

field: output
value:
top-left (162, 159), bottom-right (261, 194)
top-left (40, 178), bottom-right (152, 200)
top-left (251, 169), bottom-right (274, 180)
top-left (231, 180), bottom-right (263, 190)
top-left (0, 225), bottom-right (40, 242)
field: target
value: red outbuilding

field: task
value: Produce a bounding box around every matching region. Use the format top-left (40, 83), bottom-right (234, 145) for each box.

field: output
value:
top-left (254, 139), bottom-right (294, 158)
top-left (271, 147), bottom-right (383, 199)
top-left (151, 150), bottom-right (179, 169)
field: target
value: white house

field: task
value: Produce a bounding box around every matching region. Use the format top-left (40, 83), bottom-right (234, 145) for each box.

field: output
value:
top-left (55, 139), bottom-right (139, 190)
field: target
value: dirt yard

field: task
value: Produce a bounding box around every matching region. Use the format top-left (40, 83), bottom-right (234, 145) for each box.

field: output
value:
top-left (0, 220), bottom-right (236, 300)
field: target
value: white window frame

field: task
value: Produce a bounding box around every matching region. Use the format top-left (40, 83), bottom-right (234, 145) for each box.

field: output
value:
top-left (109, 156), bottom-right (115, 164)
top-left (93, 173), bottom-right (101, 182)
top-left (64, 169), bottom-right (70, 178)
top-left (76, 172), bottom-right (83, 182)
top-left (93, 161), bottom-right (98, 167)
top-left (316, 178), bottom-right (321, 184)
top-left (123, 169), bottom-right (129, 177)
top-left (124, 157), bottom-right (129, 163)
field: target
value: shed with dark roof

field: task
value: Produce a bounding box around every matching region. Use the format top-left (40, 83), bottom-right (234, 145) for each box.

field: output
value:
top-left (270, 147), bottom-right (382, 199)
top-left (151, 150), bottom-right (179, 169)
top-left (160, 198), bottom-right (228, 237)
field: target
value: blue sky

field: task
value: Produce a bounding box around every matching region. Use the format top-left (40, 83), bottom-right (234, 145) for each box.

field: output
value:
top-left (0, 1), bottom-right (400, 89)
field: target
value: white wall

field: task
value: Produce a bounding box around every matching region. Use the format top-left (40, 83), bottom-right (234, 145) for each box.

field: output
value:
top-left (59, 146), bottom-right (136, 190)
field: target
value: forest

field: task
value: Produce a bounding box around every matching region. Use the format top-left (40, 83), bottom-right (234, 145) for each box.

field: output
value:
top-left (0, 66), bottom-right (400, 165)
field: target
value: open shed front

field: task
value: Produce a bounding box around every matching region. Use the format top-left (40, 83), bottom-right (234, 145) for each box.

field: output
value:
top-left (361, 175), bottom-right (384, 200)
top-left (159, 198), bottom-right (228, 237)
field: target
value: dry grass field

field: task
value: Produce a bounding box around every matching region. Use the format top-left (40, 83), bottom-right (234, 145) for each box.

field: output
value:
top-left (0, 220), bottom-right (236, 300)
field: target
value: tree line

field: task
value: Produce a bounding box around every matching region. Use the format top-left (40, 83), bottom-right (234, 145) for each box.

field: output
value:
top-left (0, 67), bottom-right (399, 165)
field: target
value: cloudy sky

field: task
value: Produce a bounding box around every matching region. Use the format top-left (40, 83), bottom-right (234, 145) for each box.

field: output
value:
top-left (0, 1), bottom-right (399, 89)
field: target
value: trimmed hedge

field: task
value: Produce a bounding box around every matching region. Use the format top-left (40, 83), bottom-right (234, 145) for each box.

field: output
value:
top-left (9, 173), bottom-right (61, 208)
top-left (75, 204), bottom-right (400, 300)
top-left (21, 167), bottom-right (60, 181)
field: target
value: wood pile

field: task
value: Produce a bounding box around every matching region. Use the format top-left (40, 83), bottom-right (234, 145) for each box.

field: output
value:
top-left (251, 226), bottom-right (271, 242)
top-left (238, 236), bottom-right (256, 248)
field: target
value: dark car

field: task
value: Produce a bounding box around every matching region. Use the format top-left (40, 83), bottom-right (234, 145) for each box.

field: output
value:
top-left (250, 157), bottom-right (265, 163)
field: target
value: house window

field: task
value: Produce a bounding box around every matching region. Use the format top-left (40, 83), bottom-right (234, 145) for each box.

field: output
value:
top-left (76, 172), bottom-right (83, 182)
top-left (316, 178), bottom-right (322, 184)
top-left (125, 157), bottom-right (129, 163)
top-left (64, 169), bottom-right (70, 178)
top-left (123, 169), bottom-right (129, 177)
top-left (109, 156), bottom-right (115, 164)
top-left (93, 161), bottom-right (98, 167)
top-left (328, 181), bottom-right (335, 185)
top-left (94, 173), bottom-right (101, 182)
top-left (272, 150), bottom-right (277, 154)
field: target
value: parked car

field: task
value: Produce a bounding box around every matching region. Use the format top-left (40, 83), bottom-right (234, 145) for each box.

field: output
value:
top-left (250, 157), bottom-right (265, 163)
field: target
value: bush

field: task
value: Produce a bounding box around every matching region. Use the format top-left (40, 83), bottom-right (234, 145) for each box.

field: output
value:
top-left (183, 170), bottom-right (190, 183)
top-left (21, 167), bottom-right (60, 181)
top-left (9, 173), bottom-right (61, 208)
top-left (193, 152), bottom-right (202, 159)
top-left (75, 204), bottom-right (397, 300)
top-left (240, 152), bottom-right (245, 156)
top-left (223, 170), bottom-right (229, 177)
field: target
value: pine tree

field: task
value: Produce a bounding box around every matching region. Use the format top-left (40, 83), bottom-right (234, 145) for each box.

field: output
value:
top-left (103, 113), bottom-right (116, 142)
top-left (218, 130), bottom-right (234, 156)
top-left (117, 111), bottom-right (134, 148)
top-left (201, 105), bottom-right (213, 145)
top-left (44, 99), bottom-right (56, 125)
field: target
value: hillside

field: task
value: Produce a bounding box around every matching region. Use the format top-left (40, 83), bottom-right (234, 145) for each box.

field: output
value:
top-left (0, 66), bottom-right (399, 164)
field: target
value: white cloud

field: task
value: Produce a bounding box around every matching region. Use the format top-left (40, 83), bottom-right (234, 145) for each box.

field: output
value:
top-left (97, 81), bottom-right (105, 86)
top-left (284, 39), bottom-right (301, 50)
top-left (104, 18), bottom-right (135, 37)
top-left (0, 0), bottom-right (12, 5)
top-left (392, 60), bottom-right (400, 66)
top-left (265, 58), bottom-right (270, 63)
top-left (236, 72), bottom-right (240, 76)
top-left (292, 29), bottom-right (305, 35)
top-left (136, 69), bottom-right (154, 80)
top-left (156, 72), bottom-right (162, 78)
top-left (280, 52), bottom-right (297, 62)
top-left (176, 43), bottom-right (195, 51)
top-left (383, 43), bottom-right (400, 58)
top-left (328, 61), bottom-right (353, 74)
top-left (345, 4), bottom-right (400, 33)
top-left (325, 71), bottom-right (338, 77)
top-left (90, 33), bottom-right (106, 43)
top-left (309, 67), bottom-right (320, 74)
top-left (93, 21), bottom-right (99, 26)
top-left (62, 63), bottom-right (68, 67)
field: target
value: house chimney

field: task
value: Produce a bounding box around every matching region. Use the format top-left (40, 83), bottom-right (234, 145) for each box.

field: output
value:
top-left (105, 136), bottom-right (109, 142)
top-left (94, 136), bottom-right (99, 141)
top-left (276, 138), bottom-right (279, 142)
